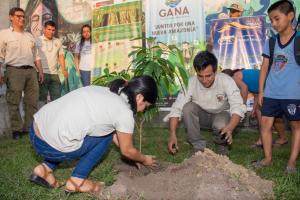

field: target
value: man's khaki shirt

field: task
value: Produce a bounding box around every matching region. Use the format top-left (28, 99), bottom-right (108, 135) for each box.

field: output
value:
top-left (35, 35), bottom-right (64, 74)
top-left (0, 27), bottom-right (38, 68)
top-left (164, 73), bottom-right (247, 122)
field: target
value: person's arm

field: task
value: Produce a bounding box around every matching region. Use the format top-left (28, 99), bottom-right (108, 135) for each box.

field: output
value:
top-left (58, 41), bottom-right (68, 78)
top-left (34, 59), bottom-right (44, 83)
top-left (59, 54), bottom-right (68, 78)
top-left (116, 131), bottom-right (156, 166)
top-left (0, 63), bottom-right (4, 86)
top-left (222, 76), bottom-right (247, 143)
top-left (112, 132), bottom-right (119, 147)
top-left (0, 33), bottom-right (6, 85)
top-left (251, 94), bottom-right (259, 118)
top-left (220, 114), bottom-right (241, 144)
top-left (168, 117), bottom-right (179, 154)
top-left (258, 57), bottom-right (269, 106)
top-left (163, 77), bottom-right (194, 154)
top-left (34, 38), bottom-right (44, 83)
top-left (233, 76), bottom-right (248, 103)
top-left (74, 53), bottom-right (80, 72)
top-left (74, 42), bottom-right (80, 72)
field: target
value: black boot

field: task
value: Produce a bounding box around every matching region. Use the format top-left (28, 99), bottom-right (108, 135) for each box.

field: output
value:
top-left (12, 131), bottom-right (23, 140)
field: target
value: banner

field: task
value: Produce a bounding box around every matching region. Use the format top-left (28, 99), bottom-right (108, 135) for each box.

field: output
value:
top-left (145, 0), bottom-right (205, 68)
top-left (205, 0), bottom-right (300, 41)
top-left (211, 16), bottom-right (265, 70)
top-left (91, 0), bottom-right (142, 79)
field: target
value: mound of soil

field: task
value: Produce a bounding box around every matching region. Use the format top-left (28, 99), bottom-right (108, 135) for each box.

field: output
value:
top-left (100, 149), bottom-right (273, 200)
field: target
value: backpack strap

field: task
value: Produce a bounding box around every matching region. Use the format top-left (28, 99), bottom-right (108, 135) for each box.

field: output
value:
top-left (268, 34), bottom-right (277, 72)
top-left (294, 31), bottom-right (300, 66)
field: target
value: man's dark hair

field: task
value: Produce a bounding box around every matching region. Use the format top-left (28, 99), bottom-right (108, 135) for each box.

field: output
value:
top-left (267, 0), bottom-right (295, 16)
top-left (9, 7), bottom-right (24, 16)
top-left (193, 51), bottom-right (218, 72)
top-left (44, 20), bottom-right (56, 28)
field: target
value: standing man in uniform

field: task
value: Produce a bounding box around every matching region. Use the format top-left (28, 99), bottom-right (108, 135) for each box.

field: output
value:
top-left (0, 7), bottom-right (43, 139)
top-left (36, 20), bottom-right (67, 104)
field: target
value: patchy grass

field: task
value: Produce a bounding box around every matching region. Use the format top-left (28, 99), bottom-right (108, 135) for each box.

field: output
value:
top-left (0, 127), bottom-right (299, 200)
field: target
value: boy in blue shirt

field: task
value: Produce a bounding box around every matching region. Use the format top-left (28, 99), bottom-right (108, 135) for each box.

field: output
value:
top-left (222, 68), bottom-right (287, 147)
top-left (256, 0), bottom-right (300, 173)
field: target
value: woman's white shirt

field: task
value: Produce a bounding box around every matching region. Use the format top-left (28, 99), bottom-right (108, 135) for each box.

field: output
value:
top-left (34, 86), bottom-right (134, 152)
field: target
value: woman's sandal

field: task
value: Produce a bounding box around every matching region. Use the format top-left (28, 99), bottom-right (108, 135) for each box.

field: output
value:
top-left (65, 178), bottom-right (105, 195)
top-left (29, 164), bottom-right (62, 188)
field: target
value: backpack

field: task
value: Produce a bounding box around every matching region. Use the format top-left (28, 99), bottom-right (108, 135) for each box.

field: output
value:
top-left (268, 14), bottom-right (300, 70)
top-left (268, 31), bottom-right (300, 70)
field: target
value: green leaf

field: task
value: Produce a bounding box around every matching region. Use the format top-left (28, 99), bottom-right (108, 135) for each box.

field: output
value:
top-left (176, 63), bottom-right (189, 87)
top-left (103, 68), bottom-right (109, 75)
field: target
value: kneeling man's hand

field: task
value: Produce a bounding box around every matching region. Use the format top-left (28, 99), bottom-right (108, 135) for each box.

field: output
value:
top-left (168, 135), bottom-right (178, 154)
top-left (220, 127), bottom-right (233, 144)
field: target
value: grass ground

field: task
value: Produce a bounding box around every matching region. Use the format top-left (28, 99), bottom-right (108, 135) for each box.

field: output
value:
top-left (0, 127), bottom-right (299, 200)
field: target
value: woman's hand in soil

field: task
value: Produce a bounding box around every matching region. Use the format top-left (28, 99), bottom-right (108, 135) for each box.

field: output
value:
top-left (142, 155), bottom-right (157, 166)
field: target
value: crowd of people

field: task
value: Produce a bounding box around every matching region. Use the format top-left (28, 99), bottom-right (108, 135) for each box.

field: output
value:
top-left (0, 0), bottom-right (299, 195)
top-left (0, 7), bottom-right (92, 140)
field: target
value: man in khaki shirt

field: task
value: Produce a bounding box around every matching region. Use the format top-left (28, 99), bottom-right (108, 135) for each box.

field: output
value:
top-left (0, 7), bottom-right (43, 139)
top-left (35, 20), bottom-right (67, 104)
top-left (164, 51), bottom-right (246, 155)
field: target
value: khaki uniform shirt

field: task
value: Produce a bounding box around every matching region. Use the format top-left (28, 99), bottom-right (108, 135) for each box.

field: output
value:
top-left (35, 35), bottom-right (64, 74)
top-left (0, 27), bottom-right (38, 68)
top-left (163, 73), bottom-right (247, 122)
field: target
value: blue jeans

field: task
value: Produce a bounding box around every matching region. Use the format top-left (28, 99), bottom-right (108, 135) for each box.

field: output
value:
top-left (80, 70), bottom-right (91, 86)
top-left (29, 125), bottom-right (113, 178)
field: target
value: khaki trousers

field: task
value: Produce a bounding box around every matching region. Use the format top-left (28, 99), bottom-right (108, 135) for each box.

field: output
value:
top-left (5, 67), bottom-right (39, 133)
top-left (182, 102), bottom-right (230, 150)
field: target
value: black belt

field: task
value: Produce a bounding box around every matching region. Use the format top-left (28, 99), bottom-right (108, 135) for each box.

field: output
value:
top-left (7, 65), bottom-right (33, 69)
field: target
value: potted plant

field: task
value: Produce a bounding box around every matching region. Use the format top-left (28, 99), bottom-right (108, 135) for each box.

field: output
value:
top-left (93, 37), bottom-right (189, 152)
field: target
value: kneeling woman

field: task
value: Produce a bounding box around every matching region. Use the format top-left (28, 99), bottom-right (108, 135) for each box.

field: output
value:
top-left (29, 75), bottom-right (158, 194)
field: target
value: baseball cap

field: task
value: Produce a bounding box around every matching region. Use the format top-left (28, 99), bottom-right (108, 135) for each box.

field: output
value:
top-left (227, 3), bottom-right (244, 12)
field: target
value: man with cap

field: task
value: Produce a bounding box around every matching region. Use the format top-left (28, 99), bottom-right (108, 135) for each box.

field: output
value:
top-left (228, 3), bottom-right (244, 18)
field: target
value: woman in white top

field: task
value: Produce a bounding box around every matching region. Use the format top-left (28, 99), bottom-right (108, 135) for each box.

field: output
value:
top-left (29, 75), bottom-right (158, 194)
top-left (74, 24), bottom-right (92, 86)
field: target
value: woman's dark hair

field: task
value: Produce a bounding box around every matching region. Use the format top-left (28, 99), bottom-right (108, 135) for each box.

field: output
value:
top-left (79, 24), bottom-right (91, 53)
top-left (109, 75), bottom-right (158, 113)
top-left (193, 51), bottom-right (218, 72)
top-left (222, 69), bottom-right (241, 77)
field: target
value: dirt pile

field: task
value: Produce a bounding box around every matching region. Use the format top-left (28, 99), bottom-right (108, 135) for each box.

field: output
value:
top-left (100, 149), bottom-right (273, 200)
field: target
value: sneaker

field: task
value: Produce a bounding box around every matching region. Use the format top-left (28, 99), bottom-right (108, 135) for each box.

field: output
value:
top-left (216, 145), bottom-right (229, 156)
top-left (190, 148), bottom-right (204, 156)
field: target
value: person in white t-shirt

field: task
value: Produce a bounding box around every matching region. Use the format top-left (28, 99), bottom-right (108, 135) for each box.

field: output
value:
top-left (29, 75), bottom-right (158, 194)
top-left (74, 24), bottom-right (92, 86)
